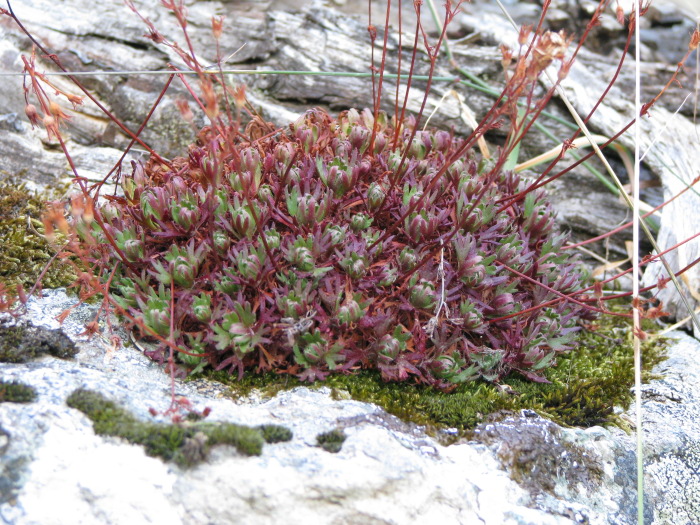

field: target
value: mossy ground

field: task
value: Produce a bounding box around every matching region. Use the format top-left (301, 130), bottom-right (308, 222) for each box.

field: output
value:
top-left (0, 176), bottom-right (76, 295)
top-left (66, 388), bottom-right (292, 467)
top-left (199, 303), bottom-right (669, 436)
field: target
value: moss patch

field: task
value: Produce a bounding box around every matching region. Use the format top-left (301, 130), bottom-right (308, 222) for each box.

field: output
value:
top-left (316, 429), bottom-right (346, 453)
top-left (0, 323), bottom-right (77, 363)
top-left (258, 423), bottom-right (294, 444)
top-left (201, 304), bottom-right (669, 436)
top-left (0, 177), bottom-right (76, 293)
top-left (65, 388), bottom-right (292, 467)
top-left (0, 380), bottom-right (37, 403)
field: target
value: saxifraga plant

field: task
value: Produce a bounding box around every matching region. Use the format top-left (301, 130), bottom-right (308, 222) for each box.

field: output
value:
top-left (100, 105), bottom-right (592, 387)
top-left (2, 0), bottom-right (697, 390)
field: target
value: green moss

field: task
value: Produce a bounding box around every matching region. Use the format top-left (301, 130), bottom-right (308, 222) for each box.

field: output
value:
top-left (316, 429), bottom-right (346, 453)
top-left (257, 424), bottom-right (294, 444)
top-left (200, 303), bottom-right (669, 437)
top-left (0, 324), bottom-right (78, 363)
top-left (0, 176), bottom-right (76, 293)
top-left (0, 380), bottom-right (37, 403)
top-left (65, 388), bottom-right (292, 467)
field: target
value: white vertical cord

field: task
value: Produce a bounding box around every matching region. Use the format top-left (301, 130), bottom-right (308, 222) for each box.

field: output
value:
top-left (632, 1), bottom-right (644, 523)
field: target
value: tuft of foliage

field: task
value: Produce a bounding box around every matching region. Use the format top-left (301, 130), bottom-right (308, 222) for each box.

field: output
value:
top-left (257, 424), bottom-right (294, 444)
top-left (0, 379), bottom-right (37, 403)
top-left (316, 429), bottom-right (347, 453)
top-left (66, 388), bottom-right (291, 467)
top-left (81, 107), bottom-right (593, 388)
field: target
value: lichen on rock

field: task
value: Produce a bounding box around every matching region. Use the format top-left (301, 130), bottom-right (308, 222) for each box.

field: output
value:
top-left (0, 323), bottom-right (77, 363)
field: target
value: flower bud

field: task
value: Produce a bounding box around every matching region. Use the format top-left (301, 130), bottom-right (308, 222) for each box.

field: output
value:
top-left (25, 104), bottom-right (40, 127)
top-left (175, 98), bottom-right (194, 123)
top-left (212, 16), bottom-right (224, 39)
top-left (43, 115), bottom-right (58, 138)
